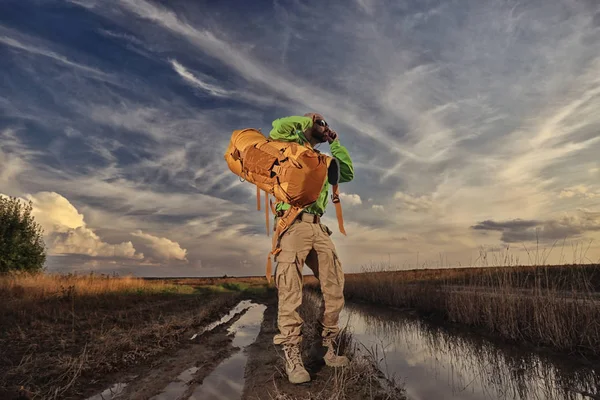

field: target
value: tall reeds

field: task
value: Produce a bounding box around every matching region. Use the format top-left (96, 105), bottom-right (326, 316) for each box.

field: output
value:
top-left (307, 263), bottom-right (600, 357)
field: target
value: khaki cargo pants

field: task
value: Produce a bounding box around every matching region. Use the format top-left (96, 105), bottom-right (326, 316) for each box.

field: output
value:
top-left (273, 213), bottom-right (345, 346)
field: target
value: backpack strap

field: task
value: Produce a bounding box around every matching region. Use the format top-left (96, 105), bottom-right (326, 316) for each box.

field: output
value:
top-left (266, 206), bottom-right (303, 284)
top-left (265, 190), bottom-right (270, 236)
top-left (256, 186), bottom-right (261, 211)
top-left (331, 184), bottom-right (346, 236)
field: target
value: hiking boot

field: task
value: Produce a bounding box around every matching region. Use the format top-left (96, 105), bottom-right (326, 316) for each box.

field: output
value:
top-left (282, 344), bottom-right (311, 384)
top-left (322, 338), bottom-right (349, 367)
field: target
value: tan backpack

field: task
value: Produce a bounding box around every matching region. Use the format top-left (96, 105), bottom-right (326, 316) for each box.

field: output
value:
top-left (224, 128), bottom-right (346, 282)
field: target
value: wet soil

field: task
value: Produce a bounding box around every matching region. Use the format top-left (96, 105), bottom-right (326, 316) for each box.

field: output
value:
top-left (111, 317), bottom-right (242, 399)
top-left (0, 291), bottom-right (243, 400)
top-left (83, 299), bottom-right (263, 400)
top-left (84, 293), bottom-right (399, 400)
top-left (242, 295), bottom-right (401, 400)
top-left (4, 280), bottom-right (400, 400)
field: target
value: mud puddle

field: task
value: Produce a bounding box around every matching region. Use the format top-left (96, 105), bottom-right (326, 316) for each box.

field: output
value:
top-left (148, 367), bottom-right (199, 400)
top-left (85, 300), bottom-right (265, 400)
top-left (342, 303), bottom-right (600, 400)
top-left (189, 302), bottom-right (266, 399)
top-left (190, 299), bottom-right (255, 339)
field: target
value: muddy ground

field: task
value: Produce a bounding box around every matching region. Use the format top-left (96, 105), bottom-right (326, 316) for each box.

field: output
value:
top-left (242, 294), bottom-right (403, 400)
top-left (82, 293), bottom-right (401, 400)
top-left (2, 282), bottom-right (402, 400)
top-left (0, 288), bottom-right (244, 400)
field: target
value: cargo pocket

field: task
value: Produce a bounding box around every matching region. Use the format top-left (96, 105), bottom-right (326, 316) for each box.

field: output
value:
top-left (275, 251), bottom-right (301, 291)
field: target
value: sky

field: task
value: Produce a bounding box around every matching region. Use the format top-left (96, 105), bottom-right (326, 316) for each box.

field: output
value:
top-left (1, 0), bottom-right (600, 277)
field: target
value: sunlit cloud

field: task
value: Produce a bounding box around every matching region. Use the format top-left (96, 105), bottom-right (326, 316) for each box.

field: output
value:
top-left (27, 192), bottom-right (143, 259)
top-left (131, 230), bottom-right (188, 262)
top-left (340, 193), bottom-right (362, 206)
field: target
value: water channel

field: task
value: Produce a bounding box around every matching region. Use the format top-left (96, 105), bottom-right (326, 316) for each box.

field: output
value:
top-left (86, 298), bottom-right (599, 400)
top-left (340, 302), bottom-right (600, 400)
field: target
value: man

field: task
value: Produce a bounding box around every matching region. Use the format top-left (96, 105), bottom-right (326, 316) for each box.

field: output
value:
top-left (269, 112), bottom-right (354, 384)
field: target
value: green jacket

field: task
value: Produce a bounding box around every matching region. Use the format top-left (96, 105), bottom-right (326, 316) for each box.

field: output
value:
top-left (269, 116), bottom-right (354, 216)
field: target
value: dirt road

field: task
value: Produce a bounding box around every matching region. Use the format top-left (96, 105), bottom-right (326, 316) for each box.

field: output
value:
top-left (83, 293), bottom-right (402, 400)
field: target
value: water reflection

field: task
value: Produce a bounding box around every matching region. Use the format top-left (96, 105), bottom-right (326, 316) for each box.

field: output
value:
top-left (87, 301), bottom-right (265, 400)
top-left (190, 303), bottom-right (267, 400)
top-left (149, 367), bottom-right (199, 400)
top-left (341, 303), bottom-right (600, 400)
top-left (190, 300), bottom-right (255, 339)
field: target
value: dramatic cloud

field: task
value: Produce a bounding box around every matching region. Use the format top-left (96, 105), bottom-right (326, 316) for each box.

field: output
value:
top-left (131, 230), bottom-right (188, 261)
top-left (27, 192), bottom-right (143, 259)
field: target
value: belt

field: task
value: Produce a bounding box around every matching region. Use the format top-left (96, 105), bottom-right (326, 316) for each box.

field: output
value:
top-left (298, 212), bottom-right (321, 224)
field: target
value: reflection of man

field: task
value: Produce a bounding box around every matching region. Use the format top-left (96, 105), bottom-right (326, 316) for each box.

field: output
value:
top-left (269, 113), bottom-right (354, 384)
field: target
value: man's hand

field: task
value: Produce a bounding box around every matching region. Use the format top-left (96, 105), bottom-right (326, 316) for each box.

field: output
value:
top-left (325, 129), bottom-right (338, 144)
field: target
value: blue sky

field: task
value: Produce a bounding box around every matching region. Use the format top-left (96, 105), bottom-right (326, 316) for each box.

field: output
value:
top-left (1, 0), bottom-right (600, 276)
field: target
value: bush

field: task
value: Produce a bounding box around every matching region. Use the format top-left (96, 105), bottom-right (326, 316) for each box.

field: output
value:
top-left (0, 196), bottom-right (46, 273)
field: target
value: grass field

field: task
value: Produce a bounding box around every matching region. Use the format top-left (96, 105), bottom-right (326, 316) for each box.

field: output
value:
top-left (0, 272), bottom-right (247, 400)
top-left (3, 262), bottom-right (598, 398)
top-left (305, 263), bottom-right (600, 358)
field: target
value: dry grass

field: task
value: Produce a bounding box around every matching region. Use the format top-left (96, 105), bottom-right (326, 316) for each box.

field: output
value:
top-left (0, 272), bottom-right (240, 400)
top-left (312, 263), bottom-right (600, 357)
top-left (1, 272), bottom-right (194, 302)
top-left (158, 275), bottom-right (268, 286)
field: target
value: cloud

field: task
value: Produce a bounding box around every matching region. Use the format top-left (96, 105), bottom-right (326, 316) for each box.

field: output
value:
top-left (66, 0), bottom-right (97, 9)
top-left (0, 128), bottom-right (40, 187)
top-left (471, 212), bottom-right (600, 243)
top-left (372, 205), bottom-right (384, 211)
top-left (471, 219), bottom-right (540, 232)
top-left (51, 227), bottom-right (142, 259)
top-left (0, 144), bottom-right (25, 185)
top-left (26, 192), bottom-right (143, 259)
top-left (394, 192), bottom-right (434, 213)
top-left (108, 0), bottom-right (422, 162)
top-left (340, 193), bottom-right (362, 206)
top-left (27, 191), bottom-right (85, 231)
top-left (559, 185), bottom-right (600, 199)
top-left (0, 34), bottom-right (107, 77)
top-left (131, 230), bottom-right (188, 261)
top-left (98, 29), bottom-right (145, 47)
top-left (170, 59), bottom-right (229, 97)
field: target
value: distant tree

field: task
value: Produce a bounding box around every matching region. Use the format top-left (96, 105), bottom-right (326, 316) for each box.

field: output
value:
top-left (0, 196), bottom-right (46, 273)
